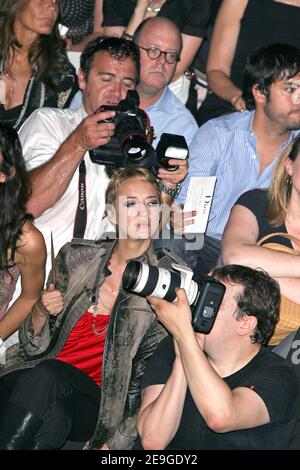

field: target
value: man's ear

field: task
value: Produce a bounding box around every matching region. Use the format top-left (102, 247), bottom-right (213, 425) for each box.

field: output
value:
top-left (77, 68), bottom-right (86, 91)
top-left (252, 84), bottom-right (267, 105)
top-left (237, 314), bottom-right (258, 339)
top-left (0, 171), bottom-right (6, 183)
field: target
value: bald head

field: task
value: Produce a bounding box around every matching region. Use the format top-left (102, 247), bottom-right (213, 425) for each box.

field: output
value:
top-left (133, 17), bottom-right (182, 53)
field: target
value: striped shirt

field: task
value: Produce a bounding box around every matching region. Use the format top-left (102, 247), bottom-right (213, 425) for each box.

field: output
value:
top-left (176, 110), bottom-right (299, 240)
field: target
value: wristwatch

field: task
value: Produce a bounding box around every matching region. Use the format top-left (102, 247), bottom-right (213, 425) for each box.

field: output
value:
top-left (157, 180), bottom-right (181, 199)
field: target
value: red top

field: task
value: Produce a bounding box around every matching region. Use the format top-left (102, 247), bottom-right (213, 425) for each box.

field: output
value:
top-left (56, 310), bottom-right (110, 387)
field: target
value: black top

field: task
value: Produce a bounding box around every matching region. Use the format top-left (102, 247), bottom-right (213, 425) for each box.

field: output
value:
top-left (103, 0), bottom-right (212, 38)
top-left (236, 189), bottom-right (293, 249)
top-left (197, 0), bottom-right (300, 125)
top-left (60, 0), bottom-right (95, 44)
top-left (231, 0), bottom-right (300, 89)
top-left (141, 334), bottom-right (298, 450)
top-left (0, 54), bottom-right (78, 131)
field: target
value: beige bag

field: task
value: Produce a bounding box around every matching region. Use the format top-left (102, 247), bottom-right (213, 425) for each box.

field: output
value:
top-left (257, 232), bottom-right (300, 345)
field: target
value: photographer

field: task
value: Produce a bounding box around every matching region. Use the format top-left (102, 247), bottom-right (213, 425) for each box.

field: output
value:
top-left (18, 36), bottom-right (187, 275)
top-left (136, 265), bottom-right (298, 450)
top-left (0, 168), bottom-right (186, 450)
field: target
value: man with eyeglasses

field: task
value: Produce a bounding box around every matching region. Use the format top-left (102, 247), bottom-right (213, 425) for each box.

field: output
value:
top-left (17, 36), bottom-right (188, 279)
top-left (133, 17), bottom-right (198, 148)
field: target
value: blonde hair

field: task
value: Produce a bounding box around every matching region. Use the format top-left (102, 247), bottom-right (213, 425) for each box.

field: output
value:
top-left (105, 167), bottom-right (162, 206)
top-left (267, 135), bottom-right (300, 226)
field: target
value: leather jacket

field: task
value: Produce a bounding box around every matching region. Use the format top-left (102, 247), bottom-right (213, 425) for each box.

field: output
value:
top-left (0, 239), bottom-right (184, 449)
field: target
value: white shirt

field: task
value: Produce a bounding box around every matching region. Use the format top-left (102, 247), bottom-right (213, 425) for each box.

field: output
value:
top-left (69, 87), bottom-right (198, 147)
top-left (19, 105), bottom-right (110, 275)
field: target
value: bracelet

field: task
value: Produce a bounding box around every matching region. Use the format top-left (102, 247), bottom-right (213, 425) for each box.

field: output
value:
top-left (157, 180), bottom-right (181, 199)
top-left (122, 32), bottom-right (133, 41)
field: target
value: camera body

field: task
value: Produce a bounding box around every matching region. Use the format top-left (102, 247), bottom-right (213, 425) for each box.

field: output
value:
top-left (122, 261), bottom-right (225, 333)
top-left (89, 90), bottom-right (188, 175)
top-left (89, 90), bottom-right (157, 173)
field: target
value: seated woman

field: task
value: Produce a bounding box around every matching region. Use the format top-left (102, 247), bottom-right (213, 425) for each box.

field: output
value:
top-left (222, 135), bottom-right (300, 345)
top-left (0, 167), bottom-right (185, 450)
top-left (0, 0), bottom-right (78, 130)
top-left (0, 124), bottom-right (46, 342)
top-left (60, 0), bottom-right (104, 52)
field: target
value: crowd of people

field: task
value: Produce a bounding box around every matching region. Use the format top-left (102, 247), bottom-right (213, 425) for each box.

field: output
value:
top-left (0, 0), bottom-right (300, 452)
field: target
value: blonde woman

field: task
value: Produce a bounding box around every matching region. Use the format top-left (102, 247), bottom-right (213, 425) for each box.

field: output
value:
top-left (0, 167), bottom-right (184, 450)
top-left (222, 135), bottom-right (300, 344)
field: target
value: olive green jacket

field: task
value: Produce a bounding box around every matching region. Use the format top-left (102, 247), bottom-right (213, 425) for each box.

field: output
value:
top-left (0, 239), bottom-right (184, 449)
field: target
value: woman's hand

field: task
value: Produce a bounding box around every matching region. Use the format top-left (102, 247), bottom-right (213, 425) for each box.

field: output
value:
top-left (170, 203), bottom-right (196, 236)
top-left (40, 284), bottom-right (64, 316)
top-left (231, 94), bottom-right (246, 112)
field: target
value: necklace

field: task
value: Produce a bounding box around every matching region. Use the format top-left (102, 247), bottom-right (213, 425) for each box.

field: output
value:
top-left (90, 289), bottom-right (114, 336)
top-left (91, 312), bottom-right (109, 337)
top-left (0, 61), bottom-right (46, 129)
top-left (4, 73), bottom-right (17, 97)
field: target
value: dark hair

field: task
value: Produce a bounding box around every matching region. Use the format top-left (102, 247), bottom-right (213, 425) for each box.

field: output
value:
top-left (242, 43), bottom-right (300, 110)
top-left (0, 124), bottom-right (31, 268)
top-left (0, 0), bottom-right (69, 93)
top-left (211, 265), bottom-right (280, 345)
top-left (80, 36), bottom-right (140, 84)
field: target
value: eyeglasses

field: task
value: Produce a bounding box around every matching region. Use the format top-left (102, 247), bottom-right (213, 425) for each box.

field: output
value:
top-left (137, 45), bottom-right (180, 64)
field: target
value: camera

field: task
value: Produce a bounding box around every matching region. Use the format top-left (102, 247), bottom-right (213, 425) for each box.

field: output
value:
top-left (156, 133), bottom-right (188, 171)
top-left (122, 261), bottom-right (225, 333)
top-left (89, 90), bottom-right (188, 175)
top-left (89, 90), bottom-right (157, 173)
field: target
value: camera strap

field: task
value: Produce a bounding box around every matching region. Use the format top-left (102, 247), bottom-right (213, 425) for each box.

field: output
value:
top-left (73, 160), bottom-right (87, 239)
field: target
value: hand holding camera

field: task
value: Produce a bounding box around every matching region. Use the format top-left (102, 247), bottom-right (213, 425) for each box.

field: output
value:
top-left (122, 261), bottom-right (225, 334)
top-left (89, 90), bottom-right (189, 182)
top-left (76, 109), bottom-right (116, 152)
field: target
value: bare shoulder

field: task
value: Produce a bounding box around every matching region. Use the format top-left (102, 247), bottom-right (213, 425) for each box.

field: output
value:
top-left (16, 220), bottom-right (46, 264)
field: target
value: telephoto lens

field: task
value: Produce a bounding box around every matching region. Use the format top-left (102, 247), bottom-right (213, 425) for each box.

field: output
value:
top-left (122, 260), bottom-right (198, 303)
top-left (122, 260), bottom-right (226, 334)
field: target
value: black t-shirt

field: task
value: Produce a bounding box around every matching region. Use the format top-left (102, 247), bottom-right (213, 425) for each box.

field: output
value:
top-left (236, 189), bottom-right (293, 249)
top-left (103, 0), bottom-right (212, 38)
top-left (231, 0), bottom-right (300, 89)
top-left (141, 335), bottom-right (298, 450)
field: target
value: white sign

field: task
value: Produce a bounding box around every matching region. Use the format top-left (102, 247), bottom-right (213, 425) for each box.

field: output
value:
top-left (183, 176), bottom-right (216, 234)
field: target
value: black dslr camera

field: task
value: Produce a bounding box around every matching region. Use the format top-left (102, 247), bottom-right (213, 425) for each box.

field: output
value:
top-left (89, 90), bottom-right (189, 175)
top-left (122, 261), bottom-right (225, 333)
top-left (89, 90), bottom-right (157, 173)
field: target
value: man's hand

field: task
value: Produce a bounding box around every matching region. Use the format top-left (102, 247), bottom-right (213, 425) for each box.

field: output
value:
top-left (157, 158), bottom-right (188, 188)
top-left (40, 284), bottom-right (64, 316)
top-left (75, 110), bottom-right (116, 152)
top-left (147, 288), bottom-right (194, 340)
top-left (171, 203), bottom-right (196, 235)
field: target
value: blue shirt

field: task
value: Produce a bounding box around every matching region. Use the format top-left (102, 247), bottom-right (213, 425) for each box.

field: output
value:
top-left (176, 110), bottom-right (299, 240)
top-left (69, 87), bottom-right (198, 147)
top-left (146, 87), bottom-right (198, 148)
